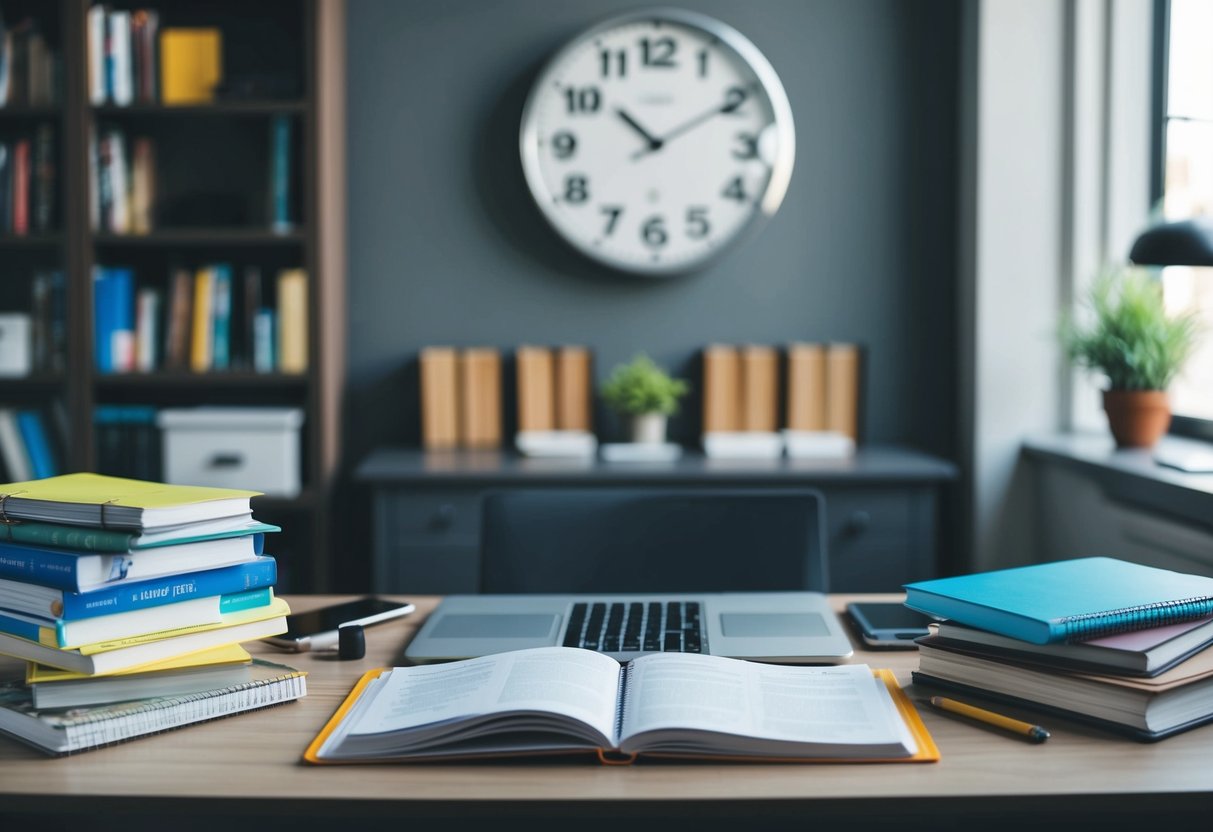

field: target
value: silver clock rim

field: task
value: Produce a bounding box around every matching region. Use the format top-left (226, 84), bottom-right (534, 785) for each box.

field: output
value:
top-left (518, 6), bottom-right (796, 277)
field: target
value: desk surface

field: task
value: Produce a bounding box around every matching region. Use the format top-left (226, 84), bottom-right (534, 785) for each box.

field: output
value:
top-left (2, 595), bottom-right (1212, 826)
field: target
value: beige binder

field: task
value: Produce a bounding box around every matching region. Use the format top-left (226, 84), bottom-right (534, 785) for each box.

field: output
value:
top-left (825, 343), bottom-right (861, 442)
top-left (555, 346), bottom-right (593, 432)
top-left (702, 344), bottom-right (740, 433)
top-left (786, 342), bottom-right (828, 431)
top-left (739, 345), bottom-right (779, 432)
top-left (420, 346), bottom-right (460, 449)
top-left (515, 345), bottom-right (556, 432)
top-left (460, 348), bottom-right (502, 449)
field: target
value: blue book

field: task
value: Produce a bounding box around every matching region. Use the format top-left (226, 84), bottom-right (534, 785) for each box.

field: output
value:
top-left (211, 263), bottom-right (233, 370)
top-left (269, 115), bottom-right (292, 232)
top-left (92, 267), bottom-right (134, 372)
top-left (15, 411), bottom-right (57, 479)
top-left (904, 557), bottom-right (1213, 644)
top-left (0, 587), bottom-right (274, 649)
top-left (0, 533), bottom-right (267, 592)
top-left (0, 556), bottom-right (277, 621)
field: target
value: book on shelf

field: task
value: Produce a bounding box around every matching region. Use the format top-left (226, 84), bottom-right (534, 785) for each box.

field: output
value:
top-left (270, 114), bottom-right (293, 231)
top-left (306, 647), bottom-right (937, 764)
top-left (27, 642), bottom-right (252, 709)
top-left (0, 409), bottom-right (33, 482)
top-left (29, 270), bottom-right (66, 374)
top-left (190, 265), bottom-right (215, 371)
top-left (87, 6), bottom-right (161, 106)
top-left (0, 529), bottom-right (268, 593)
top-left (419, 346), bottom-right (460, 450)
top-left (459, 347), bottom-right (502, 449)
top-left (129, 135), bottom-right (155, 233)
top-left (555, 345), bottom-right (593, 432)
top-left (0, 656), bottom-right (305, 756)
top-left (824, 342), bottom-right (861, 442)
top-left (130, 9), bottom-right (160, 104)
top-left (515, 345), bottom-right (557, 433)
top-left (277, 268), bottom-right (308, 373)
top-left (739, 345), bottom-right (779, 432)
top-left (94, 404), bottom-right (161, 481)
top-left (0, 15), bottom-right (58, 107)
top-left (0, 313), bottom-right (31, 377)
top-left (0, 594), bottom-right (289, 676)
top-left (785, 342), bottom-right (856, 459)
top-left (904, 557), bottom-right (1213, 645)
top-left (160, 26), bottom-right (223, 106)
top-left (0, 142), bottom-right (10, 232)
top-left (0, 472), bottom-right (261, 532)
top-left (10, 136), bottom-right (28, 235)
top-left (134, 286), bottom-right (160, 372)
top-left (702, 343), bottom-right (740, 433)
top-left (0, 587), bottom-right (273, 651)
top-left (241, 265), bottom-right (263, 370)
top-left (929, 616), bottom-right (1213, 678)
top-left (31, 123), bottom-right (54, 232)
top-left (92, 266), bottom-right (135, 372)
top-left (913, 634), bottom-right (1213, 741)
top-left (211, 264), bottom-right (233, 371)
top-left (108, 9), bottom-right (134, 106)
top-left (14, 410), bottom-right (56, 479)
top-left (164, 268), bottom-right (192, 369)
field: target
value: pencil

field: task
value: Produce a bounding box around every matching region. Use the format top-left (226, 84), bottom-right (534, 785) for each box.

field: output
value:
top-left (928, 696), bottom-right (1050, 743)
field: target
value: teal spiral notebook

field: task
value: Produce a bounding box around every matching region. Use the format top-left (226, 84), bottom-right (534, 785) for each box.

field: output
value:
top-left (903, 557), bottom-right (1213, 644)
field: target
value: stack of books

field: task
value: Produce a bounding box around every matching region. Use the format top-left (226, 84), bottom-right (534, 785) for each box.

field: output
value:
top-left (904, 557), bottom-right (1213, 741)
top-left (0, 473), bottom-right (304, 754)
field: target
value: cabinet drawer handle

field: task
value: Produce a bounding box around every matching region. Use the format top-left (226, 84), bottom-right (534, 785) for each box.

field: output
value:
top-left (208, 453), bottom-right (245, 469)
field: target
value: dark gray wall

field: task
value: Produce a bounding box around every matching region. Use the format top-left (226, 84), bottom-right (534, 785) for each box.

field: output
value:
top-left (340, 0), bottom-right (960, 587)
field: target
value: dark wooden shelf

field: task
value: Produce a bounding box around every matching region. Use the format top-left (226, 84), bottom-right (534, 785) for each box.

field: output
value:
top-left (0, 233), bottom-right (63, 248)
top-left (92, 101), bottom-right (307, 116)
top-left (93, 371), bottom-right (309, 387)
top-left (92, 228), bottom-right (305, 246)
top-left (0, 374), bottom-right (65, 390)
top-left (0, 105), bottom-right (62, 118)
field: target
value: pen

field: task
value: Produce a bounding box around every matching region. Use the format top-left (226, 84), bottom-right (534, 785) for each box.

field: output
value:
top-left (928, 696), bottom-right (1050, 743)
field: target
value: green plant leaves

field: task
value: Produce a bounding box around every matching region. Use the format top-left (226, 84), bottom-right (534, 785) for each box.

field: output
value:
top-left (1060, 268), bottom-right (1203, 391)
top-left (600, 354), bottom-right (690, 416)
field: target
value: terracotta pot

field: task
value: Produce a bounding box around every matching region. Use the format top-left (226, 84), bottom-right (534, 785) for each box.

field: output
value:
top-left (1102, 389), bottom-right (1171, 448)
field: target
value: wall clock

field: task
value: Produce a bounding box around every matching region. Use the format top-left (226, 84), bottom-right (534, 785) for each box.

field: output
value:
top-left (519, 8), bottom-right (795, 276)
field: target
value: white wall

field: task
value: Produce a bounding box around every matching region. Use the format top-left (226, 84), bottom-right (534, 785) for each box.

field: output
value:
top-left (960, 0), bottom-right (1154, 571)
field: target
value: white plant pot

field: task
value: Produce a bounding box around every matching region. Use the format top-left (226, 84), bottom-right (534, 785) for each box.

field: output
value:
top-left (631, 413), bottom-right (667, 444)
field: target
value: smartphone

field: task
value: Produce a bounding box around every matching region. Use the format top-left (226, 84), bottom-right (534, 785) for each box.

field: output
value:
top-left (264, 597), bottom-right (415, 651)
top-left (846, 602), bottom-right (938, 649)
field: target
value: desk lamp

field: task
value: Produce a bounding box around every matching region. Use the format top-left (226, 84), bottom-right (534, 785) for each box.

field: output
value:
top-left (1127, 217), bottom-right (1213, 471)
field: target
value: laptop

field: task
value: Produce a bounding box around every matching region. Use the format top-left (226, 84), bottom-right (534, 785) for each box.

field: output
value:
top-left (404, 592), bottom-right (854, 664)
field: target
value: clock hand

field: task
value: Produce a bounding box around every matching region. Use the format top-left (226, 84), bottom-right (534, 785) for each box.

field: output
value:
top-left (631, 87), bottom-right (750, 160)
top-left (615, 108), bottom-right (663, 153)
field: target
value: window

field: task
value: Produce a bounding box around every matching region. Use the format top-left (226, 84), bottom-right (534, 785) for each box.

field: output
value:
top-left (1155, 0), bottom-right (1213, 431)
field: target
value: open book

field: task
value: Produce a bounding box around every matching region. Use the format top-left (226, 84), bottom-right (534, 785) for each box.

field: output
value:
top-left (306, 647), bottom-right (938, 764)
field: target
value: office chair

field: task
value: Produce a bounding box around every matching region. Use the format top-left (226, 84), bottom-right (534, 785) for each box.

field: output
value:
top-left (479, 487), bottom-right (829, 593)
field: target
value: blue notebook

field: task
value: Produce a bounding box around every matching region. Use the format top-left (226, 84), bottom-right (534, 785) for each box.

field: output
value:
top-left (903, 557), bottom-right (1213, 644)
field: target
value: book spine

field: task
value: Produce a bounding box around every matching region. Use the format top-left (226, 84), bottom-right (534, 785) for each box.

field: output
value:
top-left (164, 266), bottom-right (192, 370)
top-left (739, 345), bottom-right (779, 432)
top-left (108, 10), bottom-right (132, 106)
top-left (825, 343), bottom-right (861, 443)
top-left (87, 5), bottom-right (106, 104)
top-left (420, 346), bottom-right (460, 449)
top-left (0, 409), bottom-right (33, 481)
top-left (16, 410), bottom-right (55, 478)
top-left (785, 342), bottom-right (827, 431)
top-left (0, 142), bottom-right (10, 232)
top-left (211, 264), bottom-right (232, 371)
top-left (555, 346), bottom-right (592, 432)
top-left (59, 556), bottom-right (278, 620)
top-left (253, 308), bottom-right (275, 372)
top-left (0, 521), bottom-right (134, 552)
top-left (270, 114), bottom-right (292, 231)
top-left (515, 345), bottom-right (555, 432)
top-left (0, 540), bottom-right (87, 590)
top-left (702, 344), bottom-right (740, 433)
top-left (32, 123), bottom-right (54, 231)
top-left (11, 137), bottom-right (28, 235)
top-left (276, 268), bottom-right (308, 373)
top-left (218, 586), bottom-right (273, 614)
top-left (190, 267), bottom-right (214, 372)
top-left (459, 347), bottom-right (502, 449)
top-left (0, 609), bottom-right (54, 645)
top-left (135, 286), bottom-right (160, 372)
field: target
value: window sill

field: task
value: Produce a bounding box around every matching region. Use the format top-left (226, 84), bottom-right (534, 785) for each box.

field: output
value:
top-left (1022, 432), bottom-right (1213, 530)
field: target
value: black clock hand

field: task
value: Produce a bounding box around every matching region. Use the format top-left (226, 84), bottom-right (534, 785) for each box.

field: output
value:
top-left (631, 87), bottom-right (749, 160)
top-left (615, 108), bottom-right (663, 153)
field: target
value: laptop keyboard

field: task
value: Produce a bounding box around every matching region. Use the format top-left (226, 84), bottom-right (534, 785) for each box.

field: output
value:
top-left (562, 601), bottom-right (703, 654)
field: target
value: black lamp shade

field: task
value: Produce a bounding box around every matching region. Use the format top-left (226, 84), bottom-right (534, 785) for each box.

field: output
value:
top-left (1128, 218), bottom-right (1213, 266)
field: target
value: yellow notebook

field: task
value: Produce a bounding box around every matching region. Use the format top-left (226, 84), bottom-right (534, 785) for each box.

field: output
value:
top-left (27, 643), bottom-right (252, 683)
top-left (305, 649), bottom-right (939, 765)
top-left (160, 28), bottom-right (222, 105)
top-left (277, 268), bottom-right (308, 374)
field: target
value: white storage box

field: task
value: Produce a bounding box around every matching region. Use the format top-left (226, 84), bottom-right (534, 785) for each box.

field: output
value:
top-left (157, 407), bottom-right (304, 497)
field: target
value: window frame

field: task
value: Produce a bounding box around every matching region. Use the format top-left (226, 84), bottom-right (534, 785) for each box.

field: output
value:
top-left (1151, 0), bottom-right (1213, 440)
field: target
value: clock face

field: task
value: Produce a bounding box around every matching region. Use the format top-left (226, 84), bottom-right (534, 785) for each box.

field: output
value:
top-left (520, 9), bottom-right (795, 276)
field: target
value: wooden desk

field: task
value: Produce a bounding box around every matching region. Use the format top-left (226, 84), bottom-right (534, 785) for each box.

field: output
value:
top-left (2, 595), bottom-right (1212, 830)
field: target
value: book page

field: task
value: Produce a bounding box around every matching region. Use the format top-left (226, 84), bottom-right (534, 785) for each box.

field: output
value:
top-left (345, 647), bottom-right (621, 745)
top-left (619, 654), bottom-right (915, 756)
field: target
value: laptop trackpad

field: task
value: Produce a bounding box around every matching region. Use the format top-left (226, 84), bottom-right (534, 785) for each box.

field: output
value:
top-left (431, 613), bottom-right (559, 639)
top-left (720, 612), bottom-right (829, 637)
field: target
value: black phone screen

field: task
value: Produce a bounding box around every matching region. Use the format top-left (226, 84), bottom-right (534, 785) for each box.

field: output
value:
top-left (848, 602), bottom-right (935, 632)
top-left (283, 597), bottom-right (409, 639)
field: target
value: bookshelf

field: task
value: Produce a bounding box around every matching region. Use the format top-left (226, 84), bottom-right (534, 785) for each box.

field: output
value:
top-left (0, 0), bottom-right (346, 592)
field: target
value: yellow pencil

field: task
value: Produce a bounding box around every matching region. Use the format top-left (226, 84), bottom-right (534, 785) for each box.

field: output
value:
top-left (928, 696), bottom-right (1050, 743)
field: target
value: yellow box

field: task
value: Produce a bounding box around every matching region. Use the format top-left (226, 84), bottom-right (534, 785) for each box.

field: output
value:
top-left (160, 27), bottom-right (223, 105)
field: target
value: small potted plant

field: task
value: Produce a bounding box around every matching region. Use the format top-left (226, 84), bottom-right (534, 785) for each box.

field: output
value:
top-left (1060, 267), bottom-right (1203, 447)
top-left (600, 354), bottom-right (689, 444)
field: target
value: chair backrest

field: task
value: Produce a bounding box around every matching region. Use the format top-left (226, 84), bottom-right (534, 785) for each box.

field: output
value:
top-left (479, 487), bottom-right (828, 594)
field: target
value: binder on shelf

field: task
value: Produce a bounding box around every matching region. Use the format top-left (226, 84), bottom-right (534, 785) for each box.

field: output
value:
top-left (556, 346), bottom-right (593, 432)
top-left (159, 27), bottom-right (222, 105)
top-left (825, 343), bottom-right (861, 442)
top-left (93, 267), bottom-right (134, 373)
top-left (739, 344), bottom-right (779, 432)
top-left (786, 342), bottom-right (827, 431)
top-left (459, 348), bottom-right (502, 449)
top-left (420, 347), bottom-right (460, 450)
top-left (211, 265), bottom-right (233, 372)
top-left (277, 268), bottom-right (308, 374)
top-left (189, 266), bottom-right (214, 372)
top-left (702, 344), bottom-right (740, 433)
top-left (515, 345), bottom-right (556, 433)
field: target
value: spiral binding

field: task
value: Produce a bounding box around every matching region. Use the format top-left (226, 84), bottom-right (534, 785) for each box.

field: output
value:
top-left (614, 662), bottom-right (633, 742)
top-left (1059, 596), bottom-right (1213, 641)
